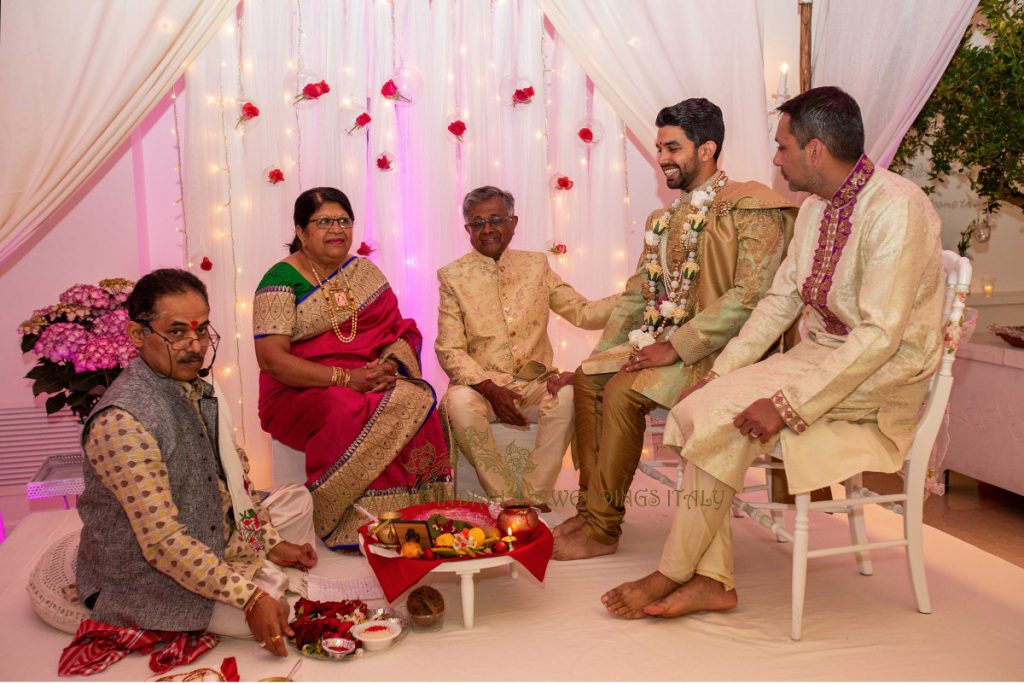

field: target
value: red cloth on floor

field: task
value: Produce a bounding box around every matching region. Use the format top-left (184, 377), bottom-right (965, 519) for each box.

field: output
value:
top-left (58, 618), bottom-right (219, 676)
top-left (359, 501), bottom-right (553, 602)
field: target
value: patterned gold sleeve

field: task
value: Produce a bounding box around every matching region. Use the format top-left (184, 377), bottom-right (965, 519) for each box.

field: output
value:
top-left (237, 447), bottom-right (283, 551)
top-left (85, 409), bottom-right (259, 610)
top-left (253, 286), bottom-right (296, 338)
top-left (771, 389), bottom-right (808, 433)
top-left (668, 209), bottom-right (787, 366)
top-left (435, 272), bottom-right (492, 385)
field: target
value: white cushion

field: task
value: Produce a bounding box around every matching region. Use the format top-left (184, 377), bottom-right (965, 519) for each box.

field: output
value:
top-left (26, 530), bottom-right (90, 634)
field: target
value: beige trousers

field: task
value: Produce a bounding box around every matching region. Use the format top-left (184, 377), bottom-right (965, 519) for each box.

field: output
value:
top-left (657, 462), bottom-right (740, 591)
top-left (443, 377), bottom-right (573, 505)
top-left (207, 484), bottom-right (315, 637)
top-left (573, 367), bottom-right (658, 544)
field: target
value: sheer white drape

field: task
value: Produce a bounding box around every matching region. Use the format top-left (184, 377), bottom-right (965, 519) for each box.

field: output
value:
top-left (184, 0), bottom-right (633, 469)
top-left (538, 0), bottom-right (774, 185)
top-left (0, 0), bottom-right (236, 264)
top-left (811, 0), bottom-right (978, 168)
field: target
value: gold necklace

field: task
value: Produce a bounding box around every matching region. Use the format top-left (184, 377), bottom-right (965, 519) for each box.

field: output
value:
top-left (307, 255), bottom-right (358, 343)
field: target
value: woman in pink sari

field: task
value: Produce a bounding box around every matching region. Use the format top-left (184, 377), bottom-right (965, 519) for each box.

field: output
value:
top-left (255, 187), bottom-right (451, 549)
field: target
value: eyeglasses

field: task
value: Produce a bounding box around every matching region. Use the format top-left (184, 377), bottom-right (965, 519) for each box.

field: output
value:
top-left (465, 216), bottom-right (514, 231)
top-left (141, 322), bottom-right (221, 351)
top-left (308, 217), bottom-right (354, 230)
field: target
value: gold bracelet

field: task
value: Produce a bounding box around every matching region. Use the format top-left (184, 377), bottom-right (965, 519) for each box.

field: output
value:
top-left (340, 368), bottom-right (351, 387)
top-left (243, 587), bottom-right (268, 621)
top-left (330, 366), bottom-right (340, 387)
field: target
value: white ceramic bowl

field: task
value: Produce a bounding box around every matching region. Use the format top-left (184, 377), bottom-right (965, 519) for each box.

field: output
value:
top-left (350, 620), bottom-right (402, 651)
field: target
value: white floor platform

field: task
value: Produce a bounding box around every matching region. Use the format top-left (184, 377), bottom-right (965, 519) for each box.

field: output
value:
top-left (2, 468), bottom-right (1023, 681)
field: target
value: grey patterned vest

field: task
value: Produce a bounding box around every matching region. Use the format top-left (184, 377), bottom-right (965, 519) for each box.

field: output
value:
top-left (76, 358), bottom-right (226, 631)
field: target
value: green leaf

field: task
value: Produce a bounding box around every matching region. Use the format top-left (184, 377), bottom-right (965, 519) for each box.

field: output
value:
top-left (21, 334), bottom-right (38, 353)
top-left (45, 393), bottom-right (67, 414)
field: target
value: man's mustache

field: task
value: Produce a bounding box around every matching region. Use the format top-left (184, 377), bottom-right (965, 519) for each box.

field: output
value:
top-left (178, 352), bottom-right (205, 364)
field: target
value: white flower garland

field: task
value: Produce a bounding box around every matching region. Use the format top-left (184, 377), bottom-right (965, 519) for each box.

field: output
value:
top-left (628, 172), bottom-right (727, 350)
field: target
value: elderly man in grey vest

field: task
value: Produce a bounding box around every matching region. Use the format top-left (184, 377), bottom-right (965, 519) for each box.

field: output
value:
top-left (75, 269), bottom-right (317, 657)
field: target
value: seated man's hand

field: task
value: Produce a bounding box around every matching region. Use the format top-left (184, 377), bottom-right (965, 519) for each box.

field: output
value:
top-left (546, 371), bottom-right (574, 397)
top-left (475, 381), bottom-right (528, 426)
top-left (677, 377), bottom-right (710, 405)
top-left (267, 541), bottom-right (318, 570)
top-left (246, 592), bottom-right (292, 657)
top-left (622, 341), bottom-right (679, 372)
top-left (733, 397), bottom-right (785, 444)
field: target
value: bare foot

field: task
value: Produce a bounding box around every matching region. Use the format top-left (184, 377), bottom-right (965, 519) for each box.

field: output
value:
top-left (552, 514), bottom-right (586, 538)
top-left (552, 528), bottom-right (617, 561)
top-left (642, 574), bottom-right (738, 618)
top-left (601, 571), bottom-right (680, 619)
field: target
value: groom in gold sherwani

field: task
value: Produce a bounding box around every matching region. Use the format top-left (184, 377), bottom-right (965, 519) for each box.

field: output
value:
top-left (602, 87), bottom-right (945, 619)
top-left (553, 98), bottom-right (797, 560)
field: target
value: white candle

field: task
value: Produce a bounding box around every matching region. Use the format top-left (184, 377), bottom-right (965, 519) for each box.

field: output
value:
top-left (779, 63), bottom-right (789, 96)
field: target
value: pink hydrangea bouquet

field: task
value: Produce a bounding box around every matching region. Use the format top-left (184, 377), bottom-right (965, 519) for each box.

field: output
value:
top-left (18, 278), bottom-right (137, 422)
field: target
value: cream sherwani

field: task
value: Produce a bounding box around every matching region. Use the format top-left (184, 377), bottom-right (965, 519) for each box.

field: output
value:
top-left (436, 248), bottom-right (617, 503)
top-left (660, 158), bottom-right (944, 589)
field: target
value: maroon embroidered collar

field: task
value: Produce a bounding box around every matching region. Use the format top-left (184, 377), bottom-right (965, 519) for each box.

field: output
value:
top-left (800, 155), bottom-right (875, 336)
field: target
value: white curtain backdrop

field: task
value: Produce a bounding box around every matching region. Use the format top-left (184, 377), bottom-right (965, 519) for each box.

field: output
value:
top-left (811, 0), bottom-right (978, 168)
top-left (0, 0), bottom-right (236, 264)
top-left (538, 0), bottom-right (774, 185)
top-left (184, 0), bottom-right (638, 472)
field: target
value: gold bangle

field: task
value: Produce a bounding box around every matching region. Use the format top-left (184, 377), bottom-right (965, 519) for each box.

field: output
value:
top-left (243, 587), bottom-right (268, 621)
top-left (330, 366), bottom-right (340, 387)
top-left (340, 368), bottom-right (350, 387)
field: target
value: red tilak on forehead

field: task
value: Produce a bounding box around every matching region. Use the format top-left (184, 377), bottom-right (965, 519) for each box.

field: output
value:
top-left (189, 320), bottom-right (200, 330)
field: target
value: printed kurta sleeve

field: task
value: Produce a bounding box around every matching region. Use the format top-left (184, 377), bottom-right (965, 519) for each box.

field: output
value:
top-left (238, 447), bottom-right (282, 551)
top-left (668, 209), bottom-right (788, 366)
top-left (711, 224), bottom-right (807, 376)
top-left (546, 262), bottom-right (619, 330)
top-left (778, 196), bottom-right (935, 427)
top-left (435, 271), bottom-right (492, 385)
top-left (85, 409), bottom-right (259, 610)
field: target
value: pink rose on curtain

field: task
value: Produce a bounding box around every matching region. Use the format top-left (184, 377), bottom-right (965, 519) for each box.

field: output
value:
top-left (511, 85), bottom-right (535, 107)
top-left (381, 79), bottom-right (411, 103)
top-left (347, 112), bottom-right (371, 135)
top-left (447, 119), bottom-right (467, 140)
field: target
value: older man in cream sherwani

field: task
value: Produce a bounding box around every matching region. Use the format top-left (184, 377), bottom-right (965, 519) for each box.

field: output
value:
top-left (436, 186), bottom-right (617, 507)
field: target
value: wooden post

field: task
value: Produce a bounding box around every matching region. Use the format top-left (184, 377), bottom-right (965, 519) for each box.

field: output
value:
top-left (799, 0), bottom-right (813, 92)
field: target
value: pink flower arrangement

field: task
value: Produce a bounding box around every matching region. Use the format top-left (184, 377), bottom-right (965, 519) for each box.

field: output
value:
top-left (19, 278), bottom-right (137, 421)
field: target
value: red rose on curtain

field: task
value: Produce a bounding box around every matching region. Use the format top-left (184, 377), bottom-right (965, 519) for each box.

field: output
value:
top-left (357, 241), bottom-right (374, 256)
top-left (347, 112), bottom-right (372, 135)
top-left (578, 127), bottom-right (594, 143)
top-left (447, 120), bottom-right (467, 139)
top-left (376, 154), bottom-right (393, 171)
top-left (548, 243), bottom-right (568, 255)
top-left (511, 85), bottom-right (535, 107)
top-left (294, 80), bottom-right (330, 104)
top-left (236, 102), bottom-right (260, 130)
top-left (556, 176), bottom-right (574, 190)
top-left (381, 79), bottom-right (411, 103)
top-left (199, 257), bottom-right (213, 271)
top-left (267, 168), bottom-right (285, 184)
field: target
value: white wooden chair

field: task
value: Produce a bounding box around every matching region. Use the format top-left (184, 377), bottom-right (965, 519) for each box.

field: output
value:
top-left (732, 251), bottom-right (972, 640)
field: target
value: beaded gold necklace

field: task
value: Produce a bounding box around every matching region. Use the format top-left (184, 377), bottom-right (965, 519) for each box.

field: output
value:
top-left (307, 255), bottom-right (358, 343)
